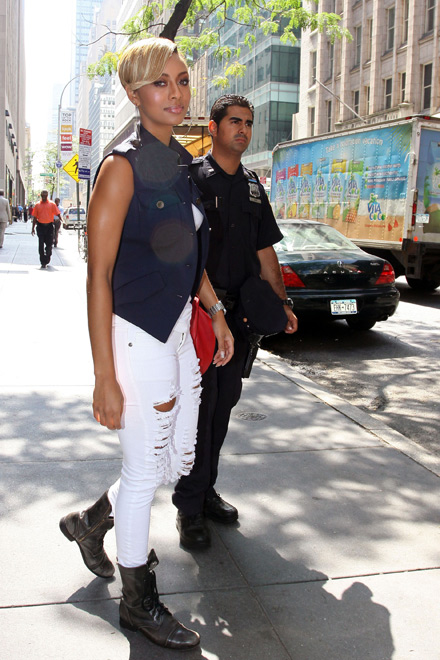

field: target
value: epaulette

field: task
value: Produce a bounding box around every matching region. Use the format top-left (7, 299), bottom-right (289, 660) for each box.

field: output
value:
top-left (243, 166), bottom-right (260, 183)
top-left (190, 155), bottom-right (216, 179)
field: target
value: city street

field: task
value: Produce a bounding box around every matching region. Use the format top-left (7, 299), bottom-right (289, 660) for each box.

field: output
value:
top-left (1, 222), bottom-right (440, 660)
top-left (264, 281), bottom-right (440, 457)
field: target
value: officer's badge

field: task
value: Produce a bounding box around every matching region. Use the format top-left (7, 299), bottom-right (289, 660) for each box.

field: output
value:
top-left (248, 181), bottom-right (261, 203)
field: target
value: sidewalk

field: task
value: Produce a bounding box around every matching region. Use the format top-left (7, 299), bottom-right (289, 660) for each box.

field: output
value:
top-left (1, 222), bottom-right (440, 660)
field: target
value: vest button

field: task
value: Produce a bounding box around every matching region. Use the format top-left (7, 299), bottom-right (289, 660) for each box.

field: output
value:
top-left (195, 197), bottom-right (201, 204)
top-left (156, 200), bottom-right (164, 209)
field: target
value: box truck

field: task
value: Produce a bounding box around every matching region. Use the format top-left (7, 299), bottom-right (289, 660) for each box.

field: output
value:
top-left (271, 116), bottom-right (440, 290)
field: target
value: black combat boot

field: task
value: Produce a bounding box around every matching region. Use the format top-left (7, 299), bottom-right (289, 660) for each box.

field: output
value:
top-left (59, 491), bottom-right (115, 578)
top-left (118, 549), bottom-right (200, 649)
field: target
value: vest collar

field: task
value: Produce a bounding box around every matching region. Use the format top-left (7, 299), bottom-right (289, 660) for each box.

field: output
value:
top-left (130, 122), bottom-right (192, 166)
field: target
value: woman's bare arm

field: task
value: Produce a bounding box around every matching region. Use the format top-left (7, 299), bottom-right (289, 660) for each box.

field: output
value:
top-left (87, 155), bottom-right (134, 429)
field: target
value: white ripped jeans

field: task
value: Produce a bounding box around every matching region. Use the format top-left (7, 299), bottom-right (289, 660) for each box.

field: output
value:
top-left (107, 314), bottom-right (201, 568)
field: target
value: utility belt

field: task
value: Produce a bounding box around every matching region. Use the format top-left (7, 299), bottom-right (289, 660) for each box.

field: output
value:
top-left (213, 286), bottom-right (259, 379)
top-left (213, 288), bottom-right (238, 311)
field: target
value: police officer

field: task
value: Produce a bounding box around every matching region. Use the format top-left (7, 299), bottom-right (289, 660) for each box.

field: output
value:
top-left (173, 94), bottom-right (298, 549)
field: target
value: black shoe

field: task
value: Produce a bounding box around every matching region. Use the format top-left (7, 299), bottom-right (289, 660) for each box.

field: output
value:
top-left (204, 493), bottom-right (238, 524)
top-left (176, 511), bottom-right (211, 549)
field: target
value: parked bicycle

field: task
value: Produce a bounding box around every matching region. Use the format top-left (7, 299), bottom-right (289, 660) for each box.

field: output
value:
top-left (76, 223), bottom-right (88, 262)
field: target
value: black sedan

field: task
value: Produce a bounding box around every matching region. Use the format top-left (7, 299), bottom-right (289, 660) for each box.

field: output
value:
top-left (274, 220), bottom-right (400, 330)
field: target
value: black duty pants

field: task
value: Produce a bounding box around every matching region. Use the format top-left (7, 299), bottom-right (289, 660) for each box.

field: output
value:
top-left (36, 222), bottom-right (54, 265)
top-left (173, 316), bottom-right (249, 516)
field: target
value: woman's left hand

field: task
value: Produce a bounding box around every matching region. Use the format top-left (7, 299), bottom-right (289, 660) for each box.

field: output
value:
top-left (211, 314), bottom-right (234, 366)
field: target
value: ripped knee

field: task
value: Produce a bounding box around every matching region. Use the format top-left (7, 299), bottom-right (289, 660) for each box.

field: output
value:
top-left (153, 397), bottom-right (176, 413)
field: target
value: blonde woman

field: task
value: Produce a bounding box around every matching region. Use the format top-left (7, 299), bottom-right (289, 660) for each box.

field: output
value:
top-left (59, 38), bottom-right (233, 650)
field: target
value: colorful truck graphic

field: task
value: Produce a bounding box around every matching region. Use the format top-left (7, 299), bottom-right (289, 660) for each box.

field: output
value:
top-left (271, 117), bottom-right (440, 290)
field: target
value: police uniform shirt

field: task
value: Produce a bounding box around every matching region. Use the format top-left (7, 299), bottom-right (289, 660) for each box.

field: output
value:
top-left (190, 152), bottom-right (283, 295)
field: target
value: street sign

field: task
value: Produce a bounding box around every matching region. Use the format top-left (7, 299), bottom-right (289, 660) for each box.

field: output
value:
top-left (78, 128), bottom-right (92, 180)
top-left (40, 173), bottom-right (54, 177)
top-left (63, 154), bottom-right (79, 183)
top-left (60, 109), bottom-right (73, 153)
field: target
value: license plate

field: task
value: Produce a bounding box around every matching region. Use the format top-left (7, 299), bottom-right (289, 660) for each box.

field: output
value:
top-left (330, 299), bottom-right (357, 315)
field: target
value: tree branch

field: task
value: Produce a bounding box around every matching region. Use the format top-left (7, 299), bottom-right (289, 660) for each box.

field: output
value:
top-left (160, 0), bottom-right (193, 41)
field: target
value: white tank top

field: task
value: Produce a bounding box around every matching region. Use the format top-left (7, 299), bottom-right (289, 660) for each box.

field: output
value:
top-left (173, 204), bottom-right (205, 332)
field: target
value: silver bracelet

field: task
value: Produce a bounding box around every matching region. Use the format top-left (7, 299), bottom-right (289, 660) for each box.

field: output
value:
top-left (207, 301), bottom-right (226, 318)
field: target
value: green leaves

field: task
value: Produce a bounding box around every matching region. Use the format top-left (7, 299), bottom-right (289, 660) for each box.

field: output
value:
top-left (87, 51), bottom-right (120, 78)
top-left (89, 0), bottom-right (348, 88)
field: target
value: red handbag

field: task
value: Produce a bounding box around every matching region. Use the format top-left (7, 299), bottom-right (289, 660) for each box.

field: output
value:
top-left (190, 296), bottom-right (216, 374)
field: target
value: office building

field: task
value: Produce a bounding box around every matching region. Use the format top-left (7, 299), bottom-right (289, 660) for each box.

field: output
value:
top-left (202, 19), bottom-right (300, 176)
top-left (297, 0), bottom-right (439, 138)
top-left (0, 0), bottom-right (26, 205)
top-left (71, 0), bottom-right (104, 107)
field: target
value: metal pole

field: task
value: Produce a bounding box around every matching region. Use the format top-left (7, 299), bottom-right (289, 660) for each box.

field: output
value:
top-left (56, 74), bottom-right (86, 199)
top-left (314, 78), bottom-right (368, 124)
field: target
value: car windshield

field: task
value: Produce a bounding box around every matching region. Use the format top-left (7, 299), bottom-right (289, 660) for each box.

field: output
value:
top-left (275, 223), bottom-right (358, 252)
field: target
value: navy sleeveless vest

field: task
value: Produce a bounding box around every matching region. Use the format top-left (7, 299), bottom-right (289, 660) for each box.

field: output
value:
top-left (97, 124), bottom-right (209, 343)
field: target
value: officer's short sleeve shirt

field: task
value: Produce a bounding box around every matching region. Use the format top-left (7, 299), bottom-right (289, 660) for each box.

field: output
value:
top-left (194, 153), bottom-right (282, 294)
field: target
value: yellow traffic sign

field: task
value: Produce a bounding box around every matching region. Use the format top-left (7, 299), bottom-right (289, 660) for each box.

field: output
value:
top-left (63, 154), bottom-right (79, 183)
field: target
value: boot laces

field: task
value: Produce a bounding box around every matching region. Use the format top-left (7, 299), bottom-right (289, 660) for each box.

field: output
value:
top-left (142, 569), bottom-right (171, 618)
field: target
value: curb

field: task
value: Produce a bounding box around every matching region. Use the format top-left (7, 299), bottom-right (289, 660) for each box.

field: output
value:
top-left (257, 349), bottom-right (440, 478)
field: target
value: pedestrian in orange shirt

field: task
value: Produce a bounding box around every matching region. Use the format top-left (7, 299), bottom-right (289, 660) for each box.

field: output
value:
top-left (31, 190), bottom-right (61, 268)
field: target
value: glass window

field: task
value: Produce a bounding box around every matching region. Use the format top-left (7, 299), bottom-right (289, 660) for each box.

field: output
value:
top-left (310, 106), bottom-right (315, 136)
top-left (422, 63), bottom-right (432, 110)
top-left (365, 85), bottom-right (371, 114)
top-left (246, 101), bottom-right (298, 156)
top-left (402, 0), bottom-right (409, 43)
top-left (385, 78), bottom-right (393, 109)
top-left (274, 222), bottom-right (358, 253)
top-left (271, 46), bottom-right (300, 84)
top-left (400, 72), bottom-right (406, 103)
top-left (387, 7), bottom-right (395, 50)
top-left (354, 25), bottom-right (362, 66)
top-left (326, 100), bottom-right (332, 132)
top-left (367, 19), bottom-right (373, 60)
top-left (328, 42), bottom-right (334, 78)
top-left (310, 51), bottom-right (317, 86)
top-left (426, 0), bottom-right (435, 32)
top-left (353, 90), bottom-right (360, 116)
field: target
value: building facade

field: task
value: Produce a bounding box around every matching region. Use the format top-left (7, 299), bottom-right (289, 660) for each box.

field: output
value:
top-left (73, 0), bottom-right (120, 193)
top-left (71, 0), bottom-right (104, 107)
top-left (203, 19), bottom-right (301, 176)
top-left (0, 0), bottom-right (26, 206)
top-left (298, 0), bottom-right (439, 139)
top-left (89, 77), bottom-right (116, 176)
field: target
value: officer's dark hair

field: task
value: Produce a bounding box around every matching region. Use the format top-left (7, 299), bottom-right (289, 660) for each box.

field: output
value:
top-left (210, 94), bottom-right (255, 125)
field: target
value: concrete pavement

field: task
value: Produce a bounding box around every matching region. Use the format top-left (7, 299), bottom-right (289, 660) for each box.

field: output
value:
top-left (1, 222), bottom-right (440, 660)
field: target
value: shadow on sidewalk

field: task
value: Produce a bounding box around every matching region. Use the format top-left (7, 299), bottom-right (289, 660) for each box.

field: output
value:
top-left (67, 533), bottom-right (394, 660)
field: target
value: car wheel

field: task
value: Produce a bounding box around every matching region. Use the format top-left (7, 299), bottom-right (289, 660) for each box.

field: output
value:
top-left (346, 317), bottom-right (377, 331)
top-left (405, 276), bottom-right (440, 292)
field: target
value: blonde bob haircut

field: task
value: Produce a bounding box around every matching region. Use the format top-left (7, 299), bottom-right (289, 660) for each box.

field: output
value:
top-left (118, 37), bottom-right (180, 92)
